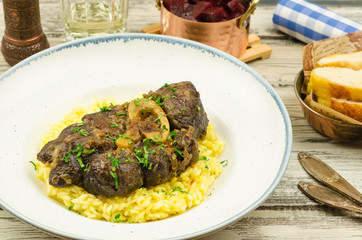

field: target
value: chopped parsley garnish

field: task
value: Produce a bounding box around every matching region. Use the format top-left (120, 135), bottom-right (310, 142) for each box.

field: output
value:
top-left (178, 109), bottom-right (185, 114)
top-left (134, 145), bottom-right (156, 169)
top-left (158, 144), bottom-right (164, 151)
top-left (167, 130), bottom-right (178, 140)
top-left (83, 149), bottom-right (95, 155)
top-left (155, 96), bottom-right (165, 106)
top-left (108, 153), bottom-right (120, 168)
top-left (68, 205), bottom-right (74, 211)
top-left (84, 163), bottom-right (90, 172)
top-left (220, 160), bottom-right (229, 167)
top-left (197, 106), bottom-right (200, 111)
top-left (70, 143), bottom-right (93, 168)
top-left (110, 171), bottom-right (119, 189)
top-left (106, 133), bottom-right (118, 143)
top-left (77, 157), bottom-right (85, 168)
top-left (172, 186), bottom-right (189, 194)
top-left (133, 98), bottom-right (141, 106)
top-left (107, 133), bottom-right (134, 145)
top-left (198, 156), bottom-right (209, 161)
top-left (110, 121), bottom-right (119, 128)
top-left (170, 106), bottom-right (176, 110)
top-left (77, 121), bottom-right (85, 127)
top-left (173, 148), bottom-right (183, 157)
top-left (100, 106), bottom-right (112, 112)
top-left (114, 214), bottom-right (124, 223)
top-left (116, 112), bottom-right (127, 117)
top-left (72, 143), bottom-right (83, 154)
top-left (154, 113), bottom-right (162, 124)
top-left (205, 165), bottom-right (209, 170)
top-left (160, 187), bottom-right (188, 197)
top-left (73, 127), bottom-right (89, 136)
top-left (29, 161), bottom-right (37, 170)
top-left (153, 134), bottom-right (162, 140)
top-left (79, 129), bottom-right (89, 136)
top-left (161, 125), bottom-right (168, 131)
top-left (169, 87), bottom-right (178, 92)
top-left (164, 83), bottom-right (170, 87)
top-left (144, 96), bottom-right (153, 102)
top-left (63, 151), bottom-right (71, 162)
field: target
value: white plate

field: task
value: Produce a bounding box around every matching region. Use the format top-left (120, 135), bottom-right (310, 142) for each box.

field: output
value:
top-left (0, 33), bottom-right (292, 240)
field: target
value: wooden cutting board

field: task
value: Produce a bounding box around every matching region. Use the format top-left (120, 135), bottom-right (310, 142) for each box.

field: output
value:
top-left (142, 23), bottom-right (272, 63)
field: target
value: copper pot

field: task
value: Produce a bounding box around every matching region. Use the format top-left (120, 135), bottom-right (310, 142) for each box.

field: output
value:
top-left (158, 0), bottom-right (259, 58)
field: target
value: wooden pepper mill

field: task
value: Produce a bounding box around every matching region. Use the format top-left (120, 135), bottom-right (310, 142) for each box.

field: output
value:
top-left (1, 0), bottom-right (50, 66)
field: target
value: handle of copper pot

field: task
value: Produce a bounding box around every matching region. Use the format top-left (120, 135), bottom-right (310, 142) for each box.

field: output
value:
top-left (156, 0), bottom-right (161, 10)
top-left (238, 0), bottom-right (260, 29)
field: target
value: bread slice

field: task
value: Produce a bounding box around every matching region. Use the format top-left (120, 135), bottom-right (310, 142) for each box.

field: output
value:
top-left (317, 51), bottom-right (362, 70)
top-left (330, 98), bottom-right (362, 122)
top-left (307, 67), bottom-right (362, 102)
top-left (316, 96), bottom-right (362, 122)
top-left (304, 92), bottom-right (362, 125)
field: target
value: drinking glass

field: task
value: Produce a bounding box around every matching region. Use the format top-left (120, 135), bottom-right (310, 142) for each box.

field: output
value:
top-left (61, 0), bottom-right (129, 41)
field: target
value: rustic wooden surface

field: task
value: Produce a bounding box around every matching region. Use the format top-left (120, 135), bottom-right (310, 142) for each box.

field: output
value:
top-left (1, 0), bottom-right (362, 239)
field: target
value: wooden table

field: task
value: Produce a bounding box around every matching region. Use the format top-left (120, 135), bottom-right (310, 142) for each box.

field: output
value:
top-left (1, 0), bottom-right (362, 239)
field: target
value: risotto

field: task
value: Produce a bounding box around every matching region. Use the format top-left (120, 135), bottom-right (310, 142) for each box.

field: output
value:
top-left (34, 97), bottom-right (225, 223)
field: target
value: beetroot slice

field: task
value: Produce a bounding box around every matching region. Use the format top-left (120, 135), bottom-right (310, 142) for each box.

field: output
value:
top-left (164, 0), bottom-right (187, 16)
top-left (226, 0), bottom-right (246, 19)
top-left (225, 0), bottom-right (238, 11)
top-left (192, 1), bottom-right (213, 19)
top-left (210, 0), bottom-right (230, 6)
top-left (166, 0), bottom-right (249, 22)
top-left (198, 6), bottom-right (229, 22)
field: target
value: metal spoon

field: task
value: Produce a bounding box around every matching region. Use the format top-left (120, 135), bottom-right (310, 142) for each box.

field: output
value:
top-left (298, 152), bottom-right (362, 205)
top-left (298, 181), bottom-right (362, 215)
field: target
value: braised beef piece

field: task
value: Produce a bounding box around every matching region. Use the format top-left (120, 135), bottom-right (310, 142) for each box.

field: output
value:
top-left (38, 103), bottom-right (128, 166)
top-left (172, 127), bottom-right (199, 171)
top-left (81, 103), bottom-right (129, 138)
top-left (49, 153), bottom-right (83, 188)
top-left (83, 150), bottom-right (143, 197)
top-left (146, 81), bottom-right (208, 139)
top-left (37, 82), bottom-right (205, 197)
top-left (37, 124), bottom-right (75, 165)
top-left (135, 127), bottom-right (199, 187)
top-left (37, 104), bottom-right (129, 191)
top-left (135, 140), bottom-right (176, 187)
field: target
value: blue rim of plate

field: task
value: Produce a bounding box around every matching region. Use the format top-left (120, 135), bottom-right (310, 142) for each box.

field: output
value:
top-left (0, 33), bottom-right (292, 240)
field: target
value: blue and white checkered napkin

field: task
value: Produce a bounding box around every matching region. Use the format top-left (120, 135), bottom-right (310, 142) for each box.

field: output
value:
top-left (272, 0), bottom-right (362, 43)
